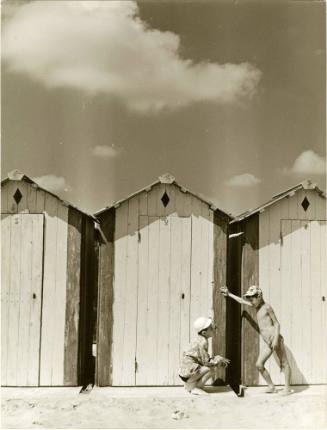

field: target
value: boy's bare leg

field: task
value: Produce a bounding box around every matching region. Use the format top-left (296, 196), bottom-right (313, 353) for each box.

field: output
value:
top-left (198, 368), bottom-right (215, 388)
top-left (275, 340), bottom-right (293, 395)
top-left (256, 346), bottom-right (276, 392)
top-left (185, 367), bottom-right (211, 395)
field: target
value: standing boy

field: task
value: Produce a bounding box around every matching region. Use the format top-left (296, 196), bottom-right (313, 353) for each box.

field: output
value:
top-left (220, 285), bottom-right (293, 395)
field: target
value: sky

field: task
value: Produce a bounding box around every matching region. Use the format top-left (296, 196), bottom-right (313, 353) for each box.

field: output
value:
top-left (2, 0), bottom-right (326, 216)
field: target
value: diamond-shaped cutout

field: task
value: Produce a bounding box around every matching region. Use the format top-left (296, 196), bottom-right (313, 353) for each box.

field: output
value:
top-left (161, 191), bottom-right (170, 207)
top-left (301, 196), bottom-right (310, 212)
top-left (13, 188), bottom-right (23, 205)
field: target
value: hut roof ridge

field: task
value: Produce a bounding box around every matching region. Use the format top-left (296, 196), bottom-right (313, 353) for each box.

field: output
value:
top-left (95, 173), bottom-right (233, 218)
top-left (1, 170), bottom-right (97, 221)
top-left (231, 179), bottom-right (326, 223)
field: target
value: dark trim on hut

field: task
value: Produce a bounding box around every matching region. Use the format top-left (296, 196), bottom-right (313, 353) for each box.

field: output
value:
top-left (96, 208), bottom-right (115, 386)
top-left (212, 210), bottom-right (229, 384)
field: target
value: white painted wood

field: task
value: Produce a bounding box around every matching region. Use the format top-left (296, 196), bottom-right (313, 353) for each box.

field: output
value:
top-left (28, 215), bottom-right (44, 385)
top-left (300, 220), bottom-right (311, 383)
top-left (1, 185), bottom-right (8, 212)
top-left (279, 219), bottom-right (327, 384)
top-left (7, 214), bottom-right (22, 385)
top-left (36, 189), bottom-right (46, 213)
top-left (40, 194), bottom-right (58, 385)
top-left (320, 221), bottom-right (327, 383)
top-left (17, 181), bottom-right (29, 213)
top-left (146, 216), bottom-right (160, 383)
top-left (17, 215), bottom-right (34, 385)
top-left (190, 196), bottom-right (202, 335)
top-left (310, 221), bottom-right (322, 383)
top-left (27, 184), bottom-right (38, 213)
top-left (168, 216), bottom-right (181, 385)
top-left (1, 215), bottom-right (11, 385)
top-left (200, 203), bottom-right (210, 318)
top-left (139, 192), bottom-right (147, 215)
top-left (135, 216), bottom-right (149, 385)
top-left (147, 185), bottom-right (159, 217)
top-left (121, 196), bottom-right (139, 385)
top-left (1, 214), bottom-right (44, 386)
top-left (157, 216), bottom-right (171, 385)
top-left (51, 204), bottom-right (68, 385)
top-left (112, 201), bottom-right (129, 385)
top-left (179, 217), bottom-right (192, 371)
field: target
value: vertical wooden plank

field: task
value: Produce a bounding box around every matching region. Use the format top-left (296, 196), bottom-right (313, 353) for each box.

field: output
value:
top-left (111, 202), bottom-right (128, 385)
top-left (40, 194), bottom-right (58, 385)
top-left (280, 220), bottom-right (293, 381)
top-left (175, 187), bottom-right (186, 217)
top-left (164, 184), bottom-right (176, 217)
top-left (64, 209), bottom-right (82, 385)
top-left (190, 196), bottom-right (202, 335)
top-left (27, 184), bottom-right (38, 213)
top-left (213, 211), bottom-right (229, 383)
top-left (315, 195), bottom-right (326, 220)
top-left (179, 217), bottom-right (192, 381)
top-left (241, 214), bottom-right (259, 386)
top-left (168, 216), bottom-right (181, 385)
top-left (156, 216), bottom-right (170, 384)
top-left (1, 183), bottom-right (8, 212)
top-left (200, 203), bottom-right (210, 318)
top-left (139, 192), bottom-right (148, 215)
top-left (300, 220), bottom-right (311, 383)
top-left (146, 216), bottom-right (160, 384)
top-left (320, 221), bottom-right (327, 383)
top-left (28, 215), bottom-right (44, 386)
top-left (310, 220), bottom-right (322, 383)
top-left (290, 220), bottom-right (304, 384)
top-left (121, 196), bottom-right (139, 385)
top-left (36, 188), bottom-right (46, 213)
top-left (51, 204), bottom-right (68, 385)
top-left (96, 209), bottom-right (115, 386)
top-left (17, 214), bottom-right (33, 385)
top-left (7, 214), bottom-right (22, 385)
top-left (147, 186), bottom-right (158, 217)
top-left (1, 214), bottom-right (11, 385)
top-left (135, 216), bottom-right (149, 385)
top-left (207, 210), bottom-right (214, 318)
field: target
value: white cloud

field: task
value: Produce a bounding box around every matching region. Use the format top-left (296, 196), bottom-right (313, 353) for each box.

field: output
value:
top-left (284, 150), bottom-right (326, 175)
top-left (92, 144), bottom-right (124, 158)
top-left (2, 1), bottom-right (262, 113)
top-left (33, 174), bottom-right (71, 193)
top-left (226, 173), bottom-right (261, 187)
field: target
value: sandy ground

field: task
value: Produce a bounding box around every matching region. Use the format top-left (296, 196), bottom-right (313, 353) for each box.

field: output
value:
top-left (1, 385), bottom-right (327, 429)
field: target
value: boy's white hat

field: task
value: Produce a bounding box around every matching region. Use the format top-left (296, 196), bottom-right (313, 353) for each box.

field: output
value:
top-left (193, 317), bottom-right (212, 333)
top-left (244, 285), bottom-right (262, 297)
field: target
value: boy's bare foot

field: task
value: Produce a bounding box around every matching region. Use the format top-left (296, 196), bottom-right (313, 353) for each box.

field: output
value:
top-left (191, 387), bottom-right (209, 396)
top-left (265, 386), bottom-right (278, 393)
top-left (278, 388), bottom-right (294, 396)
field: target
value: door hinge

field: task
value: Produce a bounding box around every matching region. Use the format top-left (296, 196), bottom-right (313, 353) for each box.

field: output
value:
top-left (135, 357), bottom-right (138, 372)
top-left (138, 231), bottom-right (141, 243)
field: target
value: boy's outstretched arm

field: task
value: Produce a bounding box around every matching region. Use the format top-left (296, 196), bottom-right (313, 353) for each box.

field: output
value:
top-left (220, 286), bottom-right (252, 306)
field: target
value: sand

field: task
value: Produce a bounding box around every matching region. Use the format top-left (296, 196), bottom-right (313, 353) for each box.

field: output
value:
top-left (2, 385), bottom-right (326, 429)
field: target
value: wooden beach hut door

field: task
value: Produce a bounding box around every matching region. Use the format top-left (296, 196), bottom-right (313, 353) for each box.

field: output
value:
top-left (1, 214), bottom-right (44, 386)
top-left (280, 219), bottom-right (327, 384)
top-left (135, 215), bottom-right (192, 386)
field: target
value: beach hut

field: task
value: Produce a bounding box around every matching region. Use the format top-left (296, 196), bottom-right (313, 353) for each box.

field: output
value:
top-left (228, 180), bottom-right (326, 386)
top-left (1, 170), bottom-right (97, 387)
top-left (95, 174), bottom-right (231, 386)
